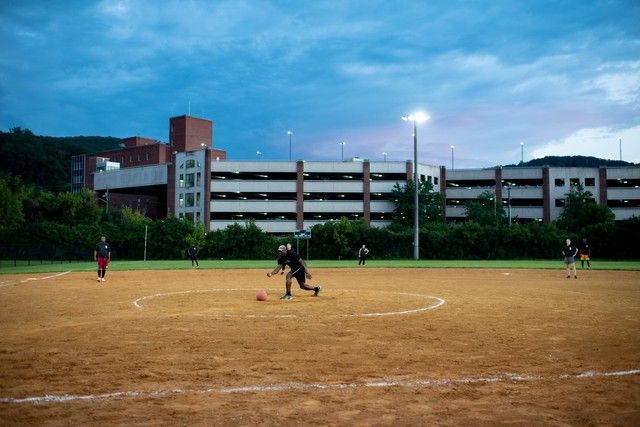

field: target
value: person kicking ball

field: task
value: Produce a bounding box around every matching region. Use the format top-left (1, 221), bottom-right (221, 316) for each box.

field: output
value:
top-left (267, 245), bottom-right (321, 300)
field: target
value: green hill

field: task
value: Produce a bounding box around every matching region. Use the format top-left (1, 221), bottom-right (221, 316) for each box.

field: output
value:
top-left (0, 127), bottom-right (122, 191)
top-left (504, 155), bottom-right (635, 168)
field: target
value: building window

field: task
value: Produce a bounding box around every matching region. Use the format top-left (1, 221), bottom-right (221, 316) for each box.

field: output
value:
top-left (196, 192), bottom-right (201, 207)
top-left (585, 178), bottom-right (595, 186)
top-left (555, 199), bottom-right (565, 207)
top-left (554, 178), bottom-right (565, 187)
top-left (178, 213), bottom-right (184, 219)
top-left (186, 159), bottom-right (196, 169)
top-left (196, 172), bottom-right (201, 186)
top-left (129, 155), bottom-right (133, 162)
top-left (145, 152), bottom-right (150, 161)
top-left (185, 212), bottom-right (194, 221)
top-left (185, 193), bottom-right (195, 207)
top-left (434, 177), bottom-right (439, 185)
top-left (185, 173), bottom-right (195, 188)
top-left (179, 174), bottom-right (185, 188)
top-left (137, 154), bottom-right (141, 161)
top-left (570, 178), bottom-right (580, 186)
top-left (196, 211), bottom-right (201, 222)
top-left (178, 194), bottom-right (185, 208)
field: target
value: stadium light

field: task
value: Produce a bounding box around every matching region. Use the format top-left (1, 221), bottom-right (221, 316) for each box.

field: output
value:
top-left (402, 112), bottom-right (430, 260)
top-left (339, 141), bottom-right (346, 161)
top-left (288, 131), bottom-right (293, 161)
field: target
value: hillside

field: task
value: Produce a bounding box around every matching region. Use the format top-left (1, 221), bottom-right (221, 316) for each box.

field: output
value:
top-left (504, 155), bottom-right (635, 168)
top-left (0, 127), bottom-right (122, 191)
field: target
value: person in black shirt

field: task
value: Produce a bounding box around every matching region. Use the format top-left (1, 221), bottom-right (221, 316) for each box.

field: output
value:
top-left (579, 237), bottom-right (591, 269)
top-left (187, 244), bottom-right (199, 268)
top-left (93, 236), bottom-right (111, 283)
top-left (267, 245), bottom-right (321, 300)
top-left (562, 238), bottom-right (578, 279)
top-left (358, 244), bottom-right (370, 265)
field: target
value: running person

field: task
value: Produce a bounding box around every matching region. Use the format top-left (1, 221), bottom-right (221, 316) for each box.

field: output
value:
top-left (267, 245), bottom-right (321, 300)
top-left (579, 237), bottom-right (591, 269)
top-left (562, 238), bottom-right (579, 279)
top-left (93, 236), bottom-right (111, 282)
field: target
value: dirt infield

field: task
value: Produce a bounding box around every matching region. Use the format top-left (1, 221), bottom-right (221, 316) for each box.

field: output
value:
top-left (0, 267), bottom-right (639, 425)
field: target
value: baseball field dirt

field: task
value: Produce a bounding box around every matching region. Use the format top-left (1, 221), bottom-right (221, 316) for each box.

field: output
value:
top-left (0, 267), bottom-right (639, 425)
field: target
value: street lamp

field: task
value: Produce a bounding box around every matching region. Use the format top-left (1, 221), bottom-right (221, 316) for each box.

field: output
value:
top-left (402, 112), bottom-right (430, 260)
top-left (287, 130), bottom-right (293, 161)
top-left (382, 152), bottom-right (387, 162)
top-left (520, 141), bottom-right (524, 164)
top-left (256, 151), bottom-right (261, 160)
top-left (339, 141), bottom-right (346, 161)
top-left (450, 145), bottom-right (455, 170)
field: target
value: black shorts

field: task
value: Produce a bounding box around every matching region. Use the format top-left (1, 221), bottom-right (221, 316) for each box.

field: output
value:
top-left (290, 267), bottom-right (305, 286)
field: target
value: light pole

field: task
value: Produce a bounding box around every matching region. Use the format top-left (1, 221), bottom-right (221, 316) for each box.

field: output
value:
top-left (287, 130), bottom-right (293, 161)
top-left (619, 138), bottom-right (622, 161)
top-left (450, 145), bottom-right (455, 170)
top-left (382, 152), bottom-right (387, 162)
top-left (402, 112), bottom-right (430, 260)
top-left (256, 151), bottom-right (261, 160)
top-left (520, 141), bottom-right (524, 164)
top-left (339, 141), bottom-right (346, 161)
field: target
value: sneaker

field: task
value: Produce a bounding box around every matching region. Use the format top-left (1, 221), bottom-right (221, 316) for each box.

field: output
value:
top-left (280, 293), bottom-right (293, 300)
top-left (566, 275), bottom-right (570, 279)
top-left (314, 286), bottom-right (321, 296)
top-left (101, 278), bottom-right (106, 282)
top-left (97, 278), bottom-right (101, 282)
top-left (574, 276), bottom-right (578, 279)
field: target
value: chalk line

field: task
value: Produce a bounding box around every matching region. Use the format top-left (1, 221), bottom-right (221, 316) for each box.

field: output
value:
top-left (0, 271), bottom-right (71, 289)
top-left (132, 288), bottom-right (445, 318)
top-left (2, 369), bottom-right (639, 404)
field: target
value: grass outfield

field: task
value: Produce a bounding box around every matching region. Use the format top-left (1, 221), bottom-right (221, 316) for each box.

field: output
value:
top-left (1, 258), bottom-right (638, 274)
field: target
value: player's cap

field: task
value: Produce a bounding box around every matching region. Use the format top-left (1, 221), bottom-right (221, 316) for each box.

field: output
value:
top-left (277, 245), bottom-right (287, 252)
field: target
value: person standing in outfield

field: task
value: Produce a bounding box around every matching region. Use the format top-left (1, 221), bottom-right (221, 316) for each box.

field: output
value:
top-left (562, 238), bottom-right (579, 279)
top-left (358, 244), bottom-right (370, 265)
top-left (187, 244), bottom-right (199, 268)
top-left (93, 236), bottom-right (111, 283)
top-left (579, 237), bottom-right (591, 269)
top-left (267, 245), bottom-right (321, 300)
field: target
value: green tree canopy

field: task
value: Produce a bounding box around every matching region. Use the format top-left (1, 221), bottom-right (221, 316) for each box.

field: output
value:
top-left (464, 190), bottom-right (506, 226)
top-left (390, 179), bottom-right (444, 227)
top-left (556, 183), bottom-right (615, 233)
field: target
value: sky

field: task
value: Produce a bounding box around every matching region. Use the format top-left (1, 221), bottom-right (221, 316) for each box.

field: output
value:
top-left (1, 0), bottom-right (639, 168)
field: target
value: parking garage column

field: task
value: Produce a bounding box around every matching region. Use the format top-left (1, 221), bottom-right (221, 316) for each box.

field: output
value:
top-left (599, 167), bottom-right (608, 205)
top-left (542, 166), bottom-right (551, 224)
top-left (296, 160), bottom-right (305, 230)
top-left (363, 160), bottom-right (371, 225)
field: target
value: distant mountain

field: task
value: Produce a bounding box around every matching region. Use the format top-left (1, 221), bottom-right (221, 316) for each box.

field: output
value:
top-left (503, 155), bottom-right (636, 168)
top-left (0, 127), bottom-right (122, 192)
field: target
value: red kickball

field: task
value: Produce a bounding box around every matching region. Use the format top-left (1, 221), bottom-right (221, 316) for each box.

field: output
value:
top-left (256, 290), bottom-right (268, 301)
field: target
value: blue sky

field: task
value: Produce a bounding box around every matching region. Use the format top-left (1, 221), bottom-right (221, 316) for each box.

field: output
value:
top-left (1, 0), bottom-right (639, 167)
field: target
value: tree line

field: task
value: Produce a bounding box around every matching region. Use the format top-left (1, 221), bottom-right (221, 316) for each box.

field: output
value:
top-left (1, 174), bottom-right (638, 261)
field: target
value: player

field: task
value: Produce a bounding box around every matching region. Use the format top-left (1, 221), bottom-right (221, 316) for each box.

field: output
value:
top-left (93, 235), bottom-right (111, 283)
top-left (187, 244), bottom-right (199, 268)
top-left (562, 238), bottom-right (578, 279)
top-left (358, 244), bottom-right (370, 265)
top-left (267, 245), bottom-right (321, 300)
top-left (579, 237), bottom-right (591, 269)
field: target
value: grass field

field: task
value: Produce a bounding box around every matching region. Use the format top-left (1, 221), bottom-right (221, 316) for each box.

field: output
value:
top-left (1, 258), bottom-right (639, 274)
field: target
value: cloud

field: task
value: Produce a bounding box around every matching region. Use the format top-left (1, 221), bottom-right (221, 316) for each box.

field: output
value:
top-left (531, 125), bottom-right (640, 163)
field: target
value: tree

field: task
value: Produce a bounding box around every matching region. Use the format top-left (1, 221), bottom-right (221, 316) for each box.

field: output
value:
top-left (390, 179), bottom-right (444, 227)
top-left (0, 177), bottom-right (25, 240)
top-left (556, 183), bottom-right (614, 233)
top-left (464, 190), bottom-right (506, 225)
